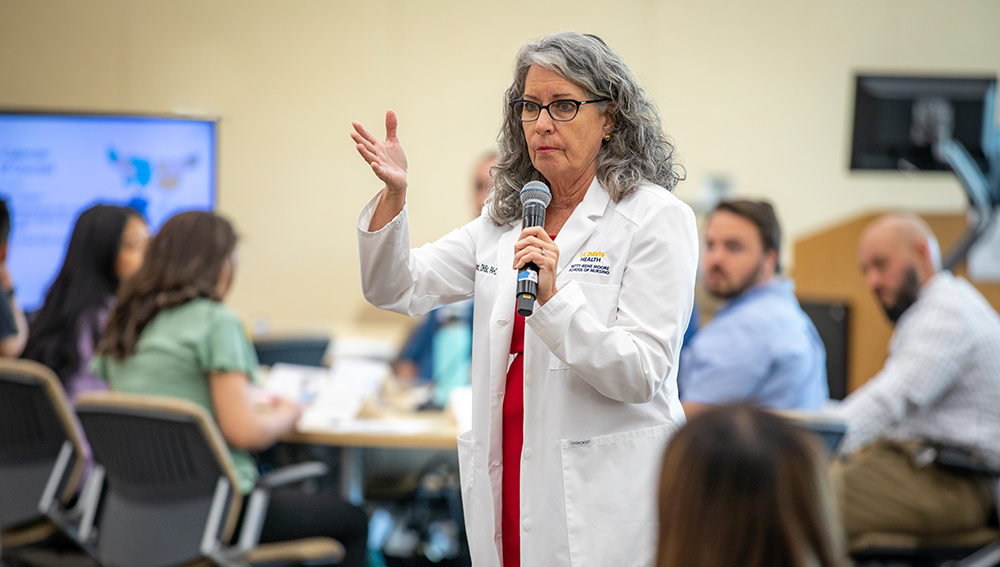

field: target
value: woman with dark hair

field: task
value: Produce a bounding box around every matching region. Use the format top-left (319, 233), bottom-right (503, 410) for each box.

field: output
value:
top-left (24, 204), bottom-right (148, 401)
top-left (656, 405), bottom-right (847, 567)
top-left (93, 211), bottom-right (368, 567)
top-left (352, 31), bottom-right (697, 567)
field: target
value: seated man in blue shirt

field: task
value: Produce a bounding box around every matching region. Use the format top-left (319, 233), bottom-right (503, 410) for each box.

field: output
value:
top-left (679, 200), bottom-right (828, 417)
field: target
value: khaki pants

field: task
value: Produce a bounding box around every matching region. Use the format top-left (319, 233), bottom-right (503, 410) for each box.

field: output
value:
top-left (831, 440), bottom-right (995, 545)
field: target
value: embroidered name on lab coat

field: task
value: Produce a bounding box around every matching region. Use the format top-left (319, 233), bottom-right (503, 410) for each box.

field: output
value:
top-left (476, 263), bottom-right (497, 276)
top-left (567, 439), bottom-right (592, 447)
top-left (568, 251), bottom-right (610, 276)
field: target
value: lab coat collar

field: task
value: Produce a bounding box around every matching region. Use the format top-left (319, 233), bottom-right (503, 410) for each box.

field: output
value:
top-left (555, 177), bottom-right (610, 276)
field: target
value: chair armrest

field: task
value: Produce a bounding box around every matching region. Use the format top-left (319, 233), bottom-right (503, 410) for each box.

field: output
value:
top-left (257, 461), bottom-right (329, 489)
top-left (38, 439), bottom-right (101, 556)
top-left (246, 537), bottom-right (345, 565)
top-left (38, 440), bottom-right (76, 518)
top-left (227, 462), bottom-right (330, 558)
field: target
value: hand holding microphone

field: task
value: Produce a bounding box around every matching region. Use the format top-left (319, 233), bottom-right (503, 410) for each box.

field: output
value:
top-left (514, 181), bottom-right (554, 316)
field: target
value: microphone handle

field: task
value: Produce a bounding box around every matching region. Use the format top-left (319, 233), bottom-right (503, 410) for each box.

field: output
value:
top-left (516, 263), bottom-right (539, 317)
top-left (522, 203), bottom-right (546, 229)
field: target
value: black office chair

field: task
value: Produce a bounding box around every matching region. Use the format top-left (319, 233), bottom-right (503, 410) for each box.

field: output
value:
top-left (0, 359), bottom-right (92, 559)
top-left (75, 391), bottom-right (343, 567)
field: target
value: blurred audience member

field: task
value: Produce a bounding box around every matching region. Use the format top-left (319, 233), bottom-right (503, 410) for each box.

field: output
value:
top-left (93, 211), bottom-right (368, 567)
top-left (657, 404), bottom-right (846, 567)
top-left (394, 152), bottom-right (496, 407)
top-left (24, 204), bottom-right (148, 400)
top-left (0, 199), bottom-right (28, 357)
top-left (678, 200), bottom-right (827, 416)
top-left (832, 212), bottom-right (1000, 545)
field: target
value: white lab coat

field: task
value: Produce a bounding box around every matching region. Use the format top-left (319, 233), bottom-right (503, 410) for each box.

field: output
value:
top-left (358, 178), bottom-right (697, 567)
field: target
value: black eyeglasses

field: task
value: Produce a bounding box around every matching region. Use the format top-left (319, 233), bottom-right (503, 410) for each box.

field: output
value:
top-left (511, 98), bottom-right (611, 122)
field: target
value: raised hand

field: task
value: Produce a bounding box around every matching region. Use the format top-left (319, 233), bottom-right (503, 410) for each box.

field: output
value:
top-left (351, 110), bottom-right (408, 196)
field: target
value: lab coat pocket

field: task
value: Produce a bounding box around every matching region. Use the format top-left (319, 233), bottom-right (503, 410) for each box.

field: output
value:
top-left (560, 422), bottom-right (677, 567)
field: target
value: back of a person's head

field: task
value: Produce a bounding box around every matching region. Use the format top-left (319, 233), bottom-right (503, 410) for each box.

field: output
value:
top-left (656, 404), bottom-right (845, 567)
top-left (98, 210), bottom-right (237, 360)
top-left (24, 204), bottom-right (138, 381)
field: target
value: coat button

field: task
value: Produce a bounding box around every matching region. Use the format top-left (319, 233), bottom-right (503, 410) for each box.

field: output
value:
top-left (490, 460), bottom-right (500, 469)
top-left (523, 448), bottom-right (532, 460)
top-left (522, 519), bottom-right (532, 532)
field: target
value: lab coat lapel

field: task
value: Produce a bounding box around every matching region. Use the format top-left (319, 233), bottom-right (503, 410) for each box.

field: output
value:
top-left (556, 179), bottom-right (610, 276)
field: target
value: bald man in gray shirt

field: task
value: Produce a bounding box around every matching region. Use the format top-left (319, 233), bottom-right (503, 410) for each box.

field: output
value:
top-left (832, 212), bottom-right (1000, 546)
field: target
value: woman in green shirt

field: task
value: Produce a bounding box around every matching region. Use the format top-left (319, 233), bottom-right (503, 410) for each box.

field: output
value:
top-left (94, 211), bottom-right (368, 567)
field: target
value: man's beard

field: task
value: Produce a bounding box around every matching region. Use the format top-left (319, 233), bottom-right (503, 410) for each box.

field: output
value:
top-left (883, 266), bottom-right (921, 322)
top-left (707, 258), bottom-right (766, 301)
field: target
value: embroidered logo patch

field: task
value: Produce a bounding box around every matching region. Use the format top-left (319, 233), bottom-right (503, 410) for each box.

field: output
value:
top-left (568, 251), bottom-right (610, 276)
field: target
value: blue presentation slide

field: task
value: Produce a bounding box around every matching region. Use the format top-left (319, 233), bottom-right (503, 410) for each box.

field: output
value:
top-left (0, 113), bottom-right (216, 311)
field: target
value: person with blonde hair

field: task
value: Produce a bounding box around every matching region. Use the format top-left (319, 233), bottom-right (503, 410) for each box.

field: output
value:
top-left (657, 404), bottom-right (847, 567)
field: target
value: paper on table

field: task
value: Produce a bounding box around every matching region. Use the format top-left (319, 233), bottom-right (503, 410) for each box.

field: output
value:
top-left (297, 358), bottom-right (391, 430)
top-left (262, 363), bottom-right (330, 403)
top-left (329, 358), bottom-right (390, 396)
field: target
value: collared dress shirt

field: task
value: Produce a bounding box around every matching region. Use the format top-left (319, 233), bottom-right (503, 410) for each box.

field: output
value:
top-left (834, 272), bottom-right (1000, 468)
top-left (679, 278), bottom-right (828, 410)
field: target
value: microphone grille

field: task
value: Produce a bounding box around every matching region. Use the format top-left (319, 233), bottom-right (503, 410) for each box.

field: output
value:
top-left (520, 181), bottom-right (552, 207)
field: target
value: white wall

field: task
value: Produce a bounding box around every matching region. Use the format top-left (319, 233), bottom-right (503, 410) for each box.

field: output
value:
top-left (2, 0), bottom-right (997, 341)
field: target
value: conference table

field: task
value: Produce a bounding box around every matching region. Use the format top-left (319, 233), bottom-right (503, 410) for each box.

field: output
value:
top-left (266, 360), bottom-right (467, 504)
top-left (284, 413), bottom-right (461, 450)
top-left (282, 406), bottom-right (462, 505)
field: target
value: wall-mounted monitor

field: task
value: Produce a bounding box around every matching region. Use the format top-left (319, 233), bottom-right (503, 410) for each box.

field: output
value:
top-left (849, 74), bottom-right (997, 172)
top-left (0, 111), bottom-right (218, 312)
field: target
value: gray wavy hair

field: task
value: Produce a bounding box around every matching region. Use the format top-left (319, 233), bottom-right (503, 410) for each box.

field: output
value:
top-left (488, 32), bottom-right (683, 226)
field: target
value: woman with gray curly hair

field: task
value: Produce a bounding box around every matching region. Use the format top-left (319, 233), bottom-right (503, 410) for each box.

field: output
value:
top-left (352, 31), bottom-right (697, 567)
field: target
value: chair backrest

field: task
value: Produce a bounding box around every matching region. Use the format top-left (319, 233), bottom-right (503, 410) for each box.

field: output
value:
top-left (799, 300), bottom-right (850, 401)
top-left (0, 359), bottom-right (85, 531)
top-left (253, 336), bottom-right (331, 368)
top-left (75, 392), bottom-right (243, 567)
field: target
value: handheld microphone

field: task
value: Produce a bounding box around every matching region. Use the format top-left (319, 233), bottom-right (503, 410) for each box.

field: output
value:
top-left (516, 181), bottom-right (552, 317)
